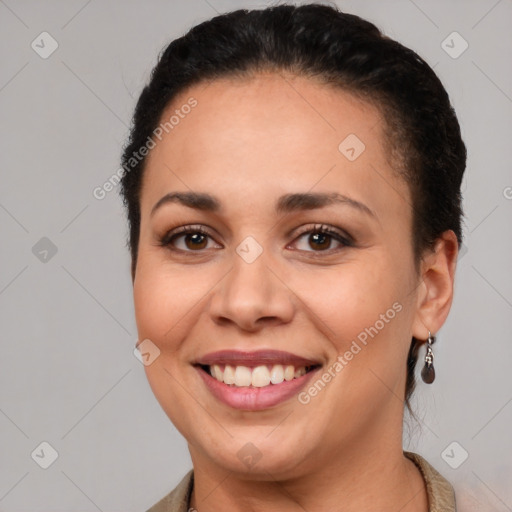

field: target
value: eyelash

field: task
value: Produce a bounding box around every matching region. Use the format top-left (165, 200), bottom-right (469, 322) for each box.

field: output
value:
top-left (158, 223), bottom-right (353, 255)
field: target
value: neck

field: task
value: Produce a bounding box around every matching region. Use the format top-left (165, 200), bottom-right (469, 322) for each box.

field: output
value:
top-left (189, 441), bottom-right (428, 512)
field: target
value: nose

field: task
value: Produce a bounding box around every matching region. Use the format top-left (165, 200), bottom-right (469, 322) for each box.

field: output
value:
top-left (208, 248), bottom-right (295, 332)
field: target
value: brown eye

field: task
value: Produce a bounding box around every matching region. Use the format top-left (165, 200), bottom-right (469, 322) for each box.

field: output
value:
top-left (183, 232), bottom-right (208, 250)
top-left (308, 232), bottom-right (332, 251)
top-left (159, 226), bottom-right (221, 252)
top-left (292, 224), bottom-right (352, 253)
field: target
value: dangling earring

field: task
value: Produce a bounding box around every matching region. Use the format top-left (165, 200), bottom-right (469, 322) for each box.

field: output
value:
top-left (421, 331), bottom-right (436, 384)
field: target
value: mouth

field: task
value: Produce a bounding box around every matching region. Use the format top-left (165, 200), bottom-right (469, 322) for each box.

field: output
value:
top-left (193, 350), bottom-right (322, 410)
top-left (199, 362), bottom-right (319, 387)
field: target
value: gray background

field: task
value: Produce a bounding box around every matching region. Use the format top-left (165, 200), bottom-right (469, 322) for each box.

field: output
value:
top-left (1, 0), bottom-right (511, 510)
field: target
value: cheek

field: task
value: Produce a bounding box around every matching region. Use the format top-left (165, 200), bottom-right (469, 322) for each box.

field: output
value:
top-left (292, 258), bottom-right (404, 341)
top-left (133, 256), bottom-right (208, 343)
top-left (291, 257), bottom-right (415, 402)
top-left (132, 260), bottom-right (209, 432)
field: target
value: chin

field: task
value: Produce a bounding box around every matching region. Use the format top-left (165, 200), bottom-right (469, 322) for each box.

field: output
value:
top-left (186, 425), bottom-right (319, 480)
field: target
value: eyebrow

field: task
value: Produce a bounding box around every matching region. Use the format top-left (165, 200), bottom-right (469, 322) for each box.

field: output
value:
top-left (150, 191), bottom-right (375, 218)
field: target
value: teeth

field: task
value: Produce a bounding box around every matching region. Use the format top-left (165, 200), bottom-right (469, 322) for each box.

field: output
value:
top-left (270, 364), bottom-right (284, 384)
top-left (294, 367), bottom-right (306, 378)
top-left (284, 365), bottom-right (295, 381)
top-left (207, 364), bottom-right (311, 387)
top-left (223, 364), bottom-right (235, 385)
top-left (251, 366), bottom-right (270, 387)
top-left (234, 366), bottom-right (252, 387)
top-left (212, 364), bottom-right (223, 382)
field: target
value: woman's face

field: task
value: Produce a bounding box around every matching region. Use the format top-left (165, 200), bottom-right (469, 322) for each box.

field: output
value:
top-left (133, 73), bottom-right (426, 477)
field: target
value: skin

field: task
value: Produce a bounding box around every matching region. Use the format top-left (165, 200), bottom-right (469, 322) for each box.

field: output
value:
top-left (133, 72), bottom-right (458, 511)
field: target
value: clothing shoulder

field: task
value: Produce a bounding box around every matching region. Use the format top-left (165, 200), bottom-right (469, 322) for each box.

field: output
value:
top-left (146, 470), bottom-right (194, 512)
top-left (404, 451), bottom-right (457, 511)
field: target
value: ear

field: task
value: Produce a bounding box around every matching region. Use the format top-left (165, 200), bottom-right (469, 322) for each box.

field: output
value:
top-left (412, 230), bottom-right (459, 340)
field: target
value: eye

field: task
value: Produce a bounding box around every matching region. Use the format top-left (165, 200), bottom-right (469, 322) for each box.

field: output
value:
top-left (159, 225), bottom-right (221, 252)
top-left (291, 224), bottom-right (352, 252)
top-left (158, 223), bottom-right (352, 254)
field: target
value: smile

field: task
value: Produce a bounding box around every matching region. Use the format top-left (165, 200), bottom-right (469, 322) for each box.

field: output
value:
top-left (205, 363), bottom-right (315, 387)
top-left (194, 350), bottom-right (322, 410)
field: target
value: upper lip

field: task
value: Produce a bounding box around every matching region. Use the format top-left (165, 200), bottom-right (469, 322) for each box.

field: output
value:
top-left (194, 349), bottom-right (322, 367)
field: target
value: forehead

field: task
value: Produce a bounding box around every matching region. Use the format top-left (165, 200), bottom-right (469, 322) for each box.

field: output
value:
top-left (140, 72), bottom-right (409, 220)
top-left (152, 72), bottom-right (384, 159)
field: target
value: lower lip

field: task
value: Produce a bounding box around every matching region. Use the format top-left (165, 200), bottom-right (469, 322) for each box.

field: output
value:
top-left (196, 366), bottom-right (319, 411)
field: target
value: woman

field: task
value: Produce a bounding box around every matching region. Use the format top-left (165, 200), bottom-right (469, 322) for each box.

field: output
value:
top-left (120, 4), bottom-right (465, 511)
